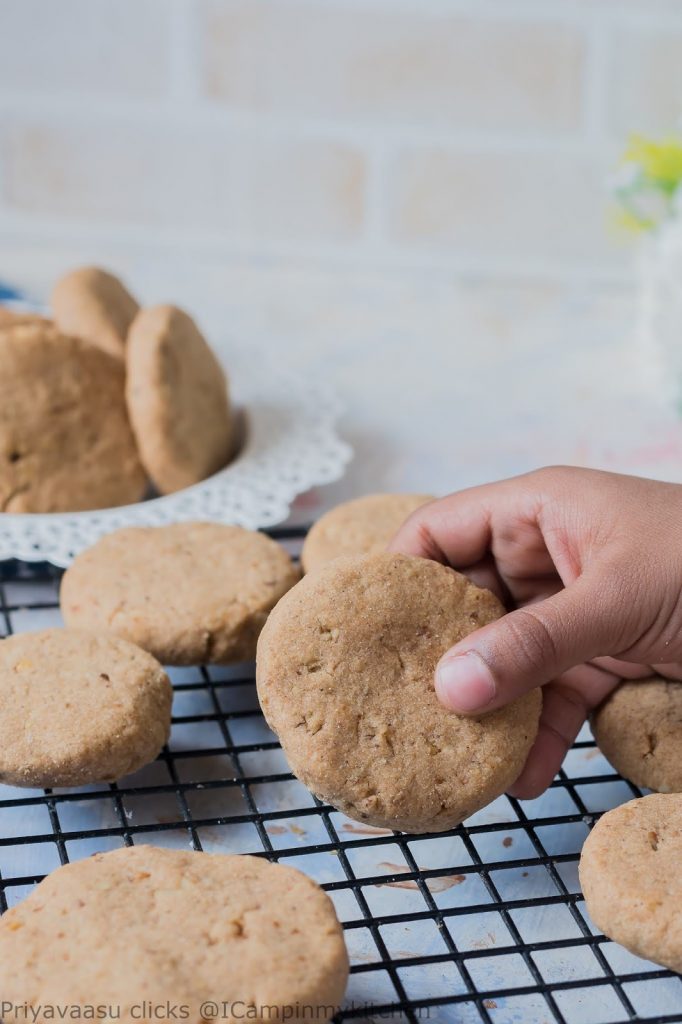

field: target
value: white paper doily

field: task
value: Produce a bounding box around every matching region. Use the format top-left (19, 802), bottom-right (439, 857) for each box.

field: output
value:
top-left (0, 351), bottom-right (352, 567)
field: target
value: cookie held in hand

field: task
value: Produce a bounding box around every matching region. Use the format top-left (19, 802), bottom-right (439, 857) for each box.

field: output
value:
top-left (257, 551), bottom-right (541, 833)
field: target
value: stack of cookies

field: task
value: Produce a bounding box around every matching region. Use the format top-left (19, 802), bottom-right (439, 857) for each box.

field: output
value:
top-left (0, 267), bottom-right (233, 513)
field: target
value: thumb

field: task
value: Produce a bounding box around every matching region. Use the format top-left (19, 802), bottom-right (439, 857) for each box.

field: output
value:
top-left (436, 575), bottom-right (620, 714)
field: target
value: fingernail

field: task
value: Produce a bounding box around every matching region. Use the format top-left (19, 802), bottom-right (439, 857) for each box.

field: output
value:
top-left (436, 652), bottom-right (496, 713)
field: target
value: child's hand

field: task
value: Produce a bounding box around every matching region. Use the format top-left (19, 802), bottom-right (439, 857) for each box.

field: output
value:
top-left (389, 466), bottom-right (682, 798)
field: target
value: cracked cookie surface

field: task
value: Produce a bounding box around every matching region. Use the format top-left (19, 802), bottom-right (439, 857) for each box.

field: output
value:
top-left (0, 323), bottom-right (146, 512)
top-left (256, 552), bottom-right (541, 833)
top-left (0, 629), bottom-right (171, 787)
top-left (591, 677), bottom-right (682, 792)
top-left (61, 522), bottom-right (300, 665)
top-left (579, 794), bottom-right (682, 971)
top-left (301, 493), bottom-right (433, 573)
top-left (0, 846), bottom-right (349, 1024)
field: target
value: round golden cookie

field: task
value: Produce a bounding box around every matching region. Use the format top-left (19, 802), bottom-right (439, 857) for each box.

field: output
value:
top-left (256, 552), bottom-right (541, 833)
top-left (51, 266), bottom-right (139, 359)
top-left (0, 324), bottom-right (147, 513)
top-left (0, 307), bottom-right (50, 329)
top-left (0, 846), bottom-right (349, 1024)
top-left (301, 493), bottom-right (433, 573)
top-left (592, 677), bottom-right (682, 792)
top-left (579, 794), bottom-right (682, 971)
top-left (0, 629), bottom-right (172, 788)
top-left (126, 304), bottom-right (232, 494)
top-left (61, 522), bottom-right (300, 665)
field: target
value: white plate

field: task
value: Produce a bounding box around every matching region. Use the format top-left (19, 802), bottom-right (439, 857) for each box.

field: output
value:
top-left (0, 349), bottom-right (352, 566)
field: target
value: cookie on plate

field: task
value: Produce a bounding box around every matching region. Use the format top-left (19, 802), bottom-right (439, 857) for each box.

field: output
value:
top-left (61, 522), bottom-right (300, 665)
top-left (0, 629), bottom-right (171, 787)
top-left (0, 846), bottom-right (349, 1024)
top-left (126, 305), bottom-right (232, 494)
top-left (301, 493), bottom-right (433, 573)
top-left (0, 323), bottom-right (147, 512)
top-left (580, 794), bottom-right (682, 971)
top-left (51, 266), bottom-right (139, 359)
top-left (591, 677), bottom-right (682, 792)
top-left (0, 307), bottom-right (50, 329)
top-left (257, 552), bottom-right (541, 833)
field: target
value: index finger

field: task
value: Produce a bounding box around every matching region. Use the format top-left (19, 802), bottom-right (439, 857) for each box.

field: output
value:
top-left (387, 481), bottom-right (507, 566)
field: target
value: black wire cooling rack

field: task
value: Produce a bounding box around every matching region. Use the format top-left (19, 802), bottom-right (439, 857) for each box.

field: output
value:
top-left (1, 527), bottom-right (681, 1024)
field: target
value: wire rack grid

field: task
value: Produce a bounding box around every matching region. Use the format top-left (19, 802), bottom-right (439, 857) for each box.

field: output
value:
top-left (0, 526), bottom-right (681, 1024)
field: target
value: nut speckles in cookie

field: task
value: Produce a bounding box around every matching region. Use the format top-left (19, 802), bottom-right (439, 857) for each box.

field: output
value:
top-left (0, 846), bottom-right (349, 1024)
top-left (256, 551), bottom-right (541, 833)
top-left (0, 629), bottom-right (171, 787)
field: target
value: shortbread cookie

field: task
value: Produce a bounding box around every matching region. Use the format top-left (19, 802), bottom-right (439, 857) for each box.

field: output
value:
top-left (61, 523), bottom-right (300, 665)
top-left (301, 493), bottom-right (433, 573)
top-left (126, 305), bottom-right (232, 494)
top-left (0, 629), bottom-right (171, 787)
top-left (592, 677), bottom-right (682, 792)
top-left (0, 307), bottom-right (49, 329)
top-left (580, 794), bottom-right (682, 971)
top-left (257, 552), bottom-right (541, 832)
top-left (51, 266), bottom-right (139, 359)
top-left (0, 846), bottom-right (348, 1024)
top-left (0, 324), bottom-right (147, 512)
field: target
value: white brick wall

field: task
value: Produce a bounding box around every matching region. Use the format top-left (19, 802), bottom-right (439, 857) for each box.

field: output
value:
top-left (0, 0), bottom-right (172, 98)
top-left (201, 2), bottom-right (585, 134)
top-left (3, 116), bottom-right (366, 242)
top-left (0, 0), bottom-right (681, 285)
top-left (607, 19), bottom-right (682, 137)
